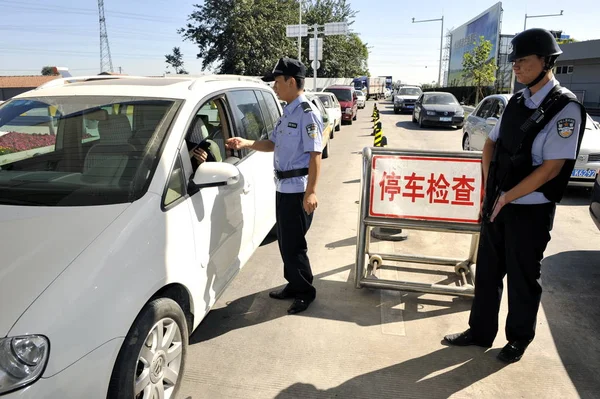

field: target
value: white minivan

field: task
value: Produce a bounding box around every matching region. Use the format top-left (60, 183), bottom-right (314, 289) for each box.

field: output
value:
top-left (0, 75), bottom-right (279, 398)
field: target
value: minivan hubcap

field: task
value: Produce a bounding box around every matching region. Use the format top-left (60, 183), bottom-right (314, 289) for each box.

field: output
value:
top-left (135, 318), bottom-right (183, 399)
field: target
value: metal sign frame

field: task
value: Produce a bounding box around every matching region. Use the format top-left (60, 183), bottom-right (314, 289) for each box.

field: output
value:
top-left (355, 147), bottom-right (482, 297)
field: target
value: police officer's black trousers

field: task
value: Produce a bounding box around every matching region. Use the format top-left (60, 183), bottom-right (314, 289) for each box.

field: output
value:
top-left (276, 191), bottom-right (316, 302)
top-left (469, 202), bottom-right (555, 345)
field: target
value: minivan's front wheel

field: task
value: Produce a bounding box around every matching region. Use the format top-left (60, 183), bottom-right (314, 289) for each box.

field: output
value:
top-left (108, 298), bottom-right (187, 399)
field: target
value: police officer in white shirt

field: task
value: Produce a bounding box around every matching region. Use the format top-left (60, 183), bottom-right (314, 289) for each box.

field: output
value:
top-left (226, 57), bottom-right (323, 315)
top-left (444, 29), bottom-right (586, 363)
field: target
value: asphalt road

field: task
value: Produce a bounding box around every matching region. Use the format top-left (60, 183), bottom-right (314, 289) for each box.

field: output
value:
top-left (179, 100), bottom-right (600, 399)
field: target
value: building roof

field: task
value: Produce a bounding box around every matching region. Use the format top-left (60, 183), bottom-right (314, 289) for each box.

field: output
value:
top-left (557, 39), bottom-right (600, 62)
top-left (0, 75), bottom-right (60, 89)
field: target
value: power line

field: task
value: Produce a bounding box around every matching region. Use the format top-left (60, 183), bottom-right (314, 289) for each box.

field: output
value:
top-left (0, 1), bottom-right (180, 23)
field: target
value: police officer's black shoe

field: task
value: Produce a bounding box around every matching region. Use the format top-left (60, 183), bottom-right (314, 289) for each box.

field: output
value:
top-left (497, 340), bottom-right (532, 363)
top-left (287, 299), bottom-right (310, 314)
top-left (443, 329), bottom-right (492, 348)
top-left (269, 289), bottom-right (295, 300)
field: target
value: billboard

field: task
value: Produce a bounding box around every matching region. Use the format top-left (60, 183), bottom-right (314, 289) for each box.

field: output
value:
top-left (447, 2), bottom-right (502, 87)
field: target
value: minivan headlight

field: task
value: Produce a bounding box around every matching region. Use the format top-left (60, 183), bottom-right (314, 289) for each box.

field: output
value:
top-left (0, 335), bottom-right (49, 394)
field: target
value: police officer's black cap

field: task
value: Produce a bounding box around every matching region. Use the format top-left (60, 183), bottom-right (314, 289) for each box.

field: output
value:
top-left (508, 28), bottom-right (562, 62)
top-left (262, 57), bottom-right (306, 82)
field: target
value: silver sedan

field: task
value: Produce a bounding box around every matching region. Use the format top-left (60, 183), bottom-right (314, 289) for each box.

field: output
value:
top-left (462, 94), bottom-right (600, 187)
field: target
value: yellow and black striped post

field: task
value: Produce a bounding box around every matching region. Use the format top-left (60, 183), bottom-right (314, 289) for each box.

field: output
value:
top-left (373, 121), bottom-right (384, 147)
top-left (371, 103), bottom-right (378, 122)
top-left (371, 111), bottom-right (380, 136)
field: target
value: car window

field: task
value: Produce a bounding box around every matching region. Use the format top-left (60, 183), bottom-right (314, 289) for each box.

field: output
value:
top-left (476, 99), bottom-right (495, 119)
top-left (261, 91), bottom-right (282, 139)
top-left (316, 94), bottom-right (332, 108)
top-left (324, 88), bottom-right (352, 102)
top-left (254, 90), bottom-right (274, 138)
top-left (490, 100), bottom-right (505, 119)
top-left (228, 90), bottom-right (268, 142)
top-left (399, 88), bottom-right (422, 96)
top-left (186, 98), bottom-right (232, 162)
top-left (162, 155), bottom-right (186, 208)
top-left (0, 96), bottom-right (179, 206)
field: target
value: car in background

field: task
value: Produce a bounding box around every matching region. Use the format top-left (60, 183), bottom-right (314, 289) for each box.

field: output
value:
top-left (355, 90), bottom-right (366, 109)
top-left (461, 94), bottom-right (510, 151)
top-left (323, 85), bottom-right (357, 125)
top-left (462, 94), bottom-right (600, 188)
top-left (394, 86), bottom-right (423, 114)
top-left (0, 75), bottom-right (280, 398)
top-left (590, 173), bottom-right (600, 230)
top-left (305, 93), bottom-right (333, 158)
top-left (315, 91), bottom-right (342, 132)
top-left (412, 92), bottom-right (464, 128)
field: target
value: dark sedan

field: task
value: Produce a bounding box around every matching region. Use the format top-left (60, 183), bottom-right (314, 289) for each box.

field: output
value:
top-left (412, 92), bottom-right (465, 129)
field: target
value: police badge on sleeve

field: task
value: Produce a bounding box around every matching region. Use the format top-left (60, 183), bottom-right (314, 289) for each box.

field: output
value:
top-left (306, 123), bottom-right (318, 139)
top-left (557, 118), bottom-right (575, 138)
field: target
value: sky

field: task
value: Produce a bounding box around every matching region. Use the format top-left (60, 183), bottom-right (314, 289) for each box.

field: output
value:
top-left (1, 0), bottom-right (599, 85)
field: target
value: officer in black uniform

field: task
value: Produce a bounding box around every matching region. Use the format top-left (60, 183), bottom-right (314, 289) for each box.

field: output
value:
top-left (226, 57), bottom-right (323, 315)
top-left (444, 29), bottom-right (586, 363)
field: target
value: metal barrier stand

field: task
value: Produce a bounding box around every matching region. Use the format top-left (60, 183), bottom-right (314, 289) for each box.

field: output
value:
top-left (355, 147), bottom-right (482, 297)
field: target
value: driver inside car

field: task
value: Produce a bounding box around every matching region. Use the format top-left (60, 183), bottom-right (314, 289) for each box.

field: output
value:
top-left (185, 114), bottom-right (222, 171)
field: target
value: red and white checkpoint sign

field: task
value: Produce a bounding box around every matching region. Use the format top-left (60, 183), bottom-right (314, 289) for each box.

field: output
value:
top-left (369, 155), bottom-right (483, 224)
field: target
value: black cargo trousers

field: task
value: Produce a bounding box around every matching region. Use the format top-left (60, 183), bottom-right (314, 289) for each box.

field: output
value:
top-left (275, 191), bottom-right (316, 302)
top-left (469, 202), bottom-right (556, 345)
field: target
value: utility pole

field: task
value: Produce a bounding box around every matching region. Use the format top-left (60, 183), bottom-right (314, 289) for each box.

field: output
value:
top-left (298, 0), bottom-right (302, 60)
top-left (524, 10), bottom-right (563, 31)
top-left (412, 15), bottom-right (444, 87)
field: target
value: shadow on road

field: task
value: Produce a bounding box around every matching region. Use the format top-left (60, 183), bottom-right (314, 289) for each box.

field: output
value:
top-left (275, 346), bottom-right (507, 399)
top-left (189, 263), bottom-right (470, 345)
top-left (558, 186), bottom-right (592, 207)
top-left (541, 250), bottom-right (600, 398)
top-left (396, 120), bottom-right (458, 132)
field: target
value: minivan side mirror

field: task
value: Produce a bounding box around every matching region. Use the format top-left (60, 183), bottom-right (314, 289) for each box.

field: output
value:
top-left (188, 162), bottom-right (240, 194)
top-left (460, 101), bottom-right (465, 105)
top-left (486, 117), bottom-right (498, 126)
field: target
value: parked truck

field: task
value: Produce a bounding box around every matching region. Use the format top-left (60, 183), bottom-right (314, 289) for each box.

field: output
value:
top-left (351, 76), bottom-right (386, 100)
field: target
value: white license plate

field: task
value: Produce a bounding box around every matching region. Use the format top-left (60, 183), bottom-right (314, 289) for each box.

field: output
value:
top-left (571, 168), bottom-right (597, 178)
top-left (440, 117), bottom-right (452, 122)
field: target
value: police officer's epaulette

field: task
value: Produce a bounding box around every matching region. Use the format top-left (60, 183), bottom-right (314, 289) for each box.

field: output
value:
top-left (300, 102), bottom-right (312, 113)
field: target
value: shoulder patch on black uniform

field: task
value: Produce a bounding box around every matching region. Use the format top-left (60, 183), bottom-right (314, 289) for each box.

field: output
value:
top-left (557, 118), bottom-right (576, 138)
top-left (300, 101), bottom-right (312, 113)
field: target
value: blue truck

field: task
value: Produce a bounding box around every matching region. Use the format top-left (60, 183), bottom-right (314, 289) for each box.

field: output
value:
top-left (352, 76), bottom-right (386, 100)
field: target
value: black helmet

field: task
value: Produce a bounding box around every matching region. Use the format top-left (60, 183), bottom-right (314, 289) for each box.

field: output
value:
top-left (508, 28), bottom-right (562, 62)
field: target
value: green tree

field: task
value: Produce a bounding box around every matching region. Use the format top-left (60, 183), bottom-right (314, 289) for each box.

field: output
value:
top-left (165, 47), bottom-right (188, 74)
top-left (41, 66), bottom-right (56, 76)
top-left (302, 0), bottom-right (369, 77)
top-left (461, 36), bottom-right (497, 104)
top-left (178, 0), bottom-right (298, 75)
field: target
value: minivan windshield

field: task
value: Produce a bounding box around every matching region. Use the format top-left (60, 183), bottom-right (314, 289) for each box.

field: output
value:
top-left (423, 93), bottom-right (458, 105)
top-left (399, 88), bottom-right (422, 96)
top-left (0, 96), bottom-right (180, 206)
top-left (324, 88), bottom-right (352, 102)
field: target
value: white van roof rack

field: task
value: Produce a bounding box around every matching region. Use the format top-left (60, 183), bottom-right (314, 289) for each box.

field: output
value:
top-left (36, 75), bottom-right (144, 90)
top-left (187, 74), bottom-right (266, 90)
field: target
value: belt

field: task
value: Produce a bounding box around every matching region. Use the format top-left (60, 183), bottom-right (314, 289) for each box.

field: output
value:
top-left (275, 168), bottom-right (309, 179)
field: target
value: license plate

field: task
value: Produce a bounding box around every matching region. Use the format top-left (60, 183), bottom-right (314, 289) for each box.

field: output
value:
top-left (405, 105), bottom-right (414, 109)
top-left (571, 168), bottom-right (597, 178)
top-left (440, 117), bottom-right (452, 122)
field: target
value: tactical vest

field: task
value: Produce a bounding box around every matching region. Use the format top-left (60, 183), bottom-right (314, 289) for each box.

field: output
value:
top-left (492, 85), bottom-right (586, 203)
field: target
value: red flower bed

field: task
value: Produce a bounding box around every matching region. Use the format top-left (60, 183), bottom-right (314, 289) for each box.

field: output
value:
top-left (0, 131), bottom-right (56, 154)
